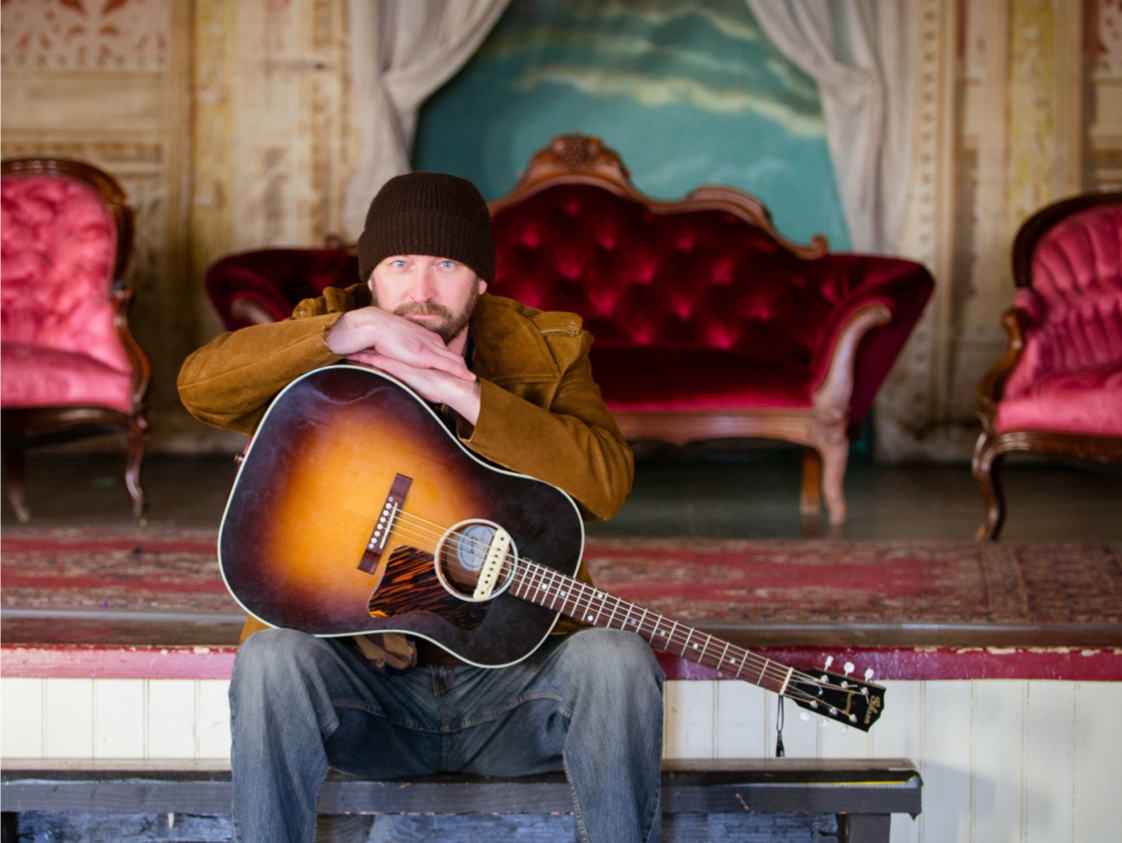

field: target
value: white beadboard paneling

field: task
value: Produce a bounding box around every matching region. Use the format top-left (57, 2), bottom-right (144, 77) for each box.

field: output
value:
top-left (1023, 682), bottom-right (1075, 843)
top-left (94, 678), bottom-right (146, 759)
top-left (1, 677), bottom-right (44, 758)
top-left (44, 678), bottom-right (94, 758)
top-left (198, 679), bottom-right (232, 759)
top-left (714, 680), bottom-right (768, 759)
top-left (1073, 682), bottom-right (1122, 843)
top-left (146, 679), bottom-right (198, 759)
top-left (973, 680), bottom-right (1026, 843)
top-left (875, 682), bottom-right (922, 843)
top-left (663, 680), bottom-right (715, 758)
top-left (920, 681), bottom-right (974, 843)
top-left (871, 680), bottom-right (922, 761)
top-left (778, 693), bottom-right (820, 759)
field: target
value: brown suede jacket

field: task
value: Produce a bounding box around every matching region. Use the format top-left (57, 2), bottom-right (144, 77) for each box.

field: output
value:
top-left (178, 285), bottom-right (634, 643)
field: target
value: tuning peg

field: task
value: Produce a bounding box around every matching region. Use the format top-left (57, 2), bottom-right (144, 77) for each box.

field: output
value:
top-left (824, 656), bottom-right (834, 670)
top-left (844, 661), bottom-right (855, 675)
top-left (799, 711), bottom-right (811, 722)
top-left (864, 668), bottom-right (875, 681)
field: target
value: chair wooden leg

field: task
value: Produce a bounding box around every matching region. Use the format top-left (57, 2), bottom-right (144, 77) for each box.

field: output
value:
top-left (800, 448), bottom-right (822, 515)
top-left (819, 439), bottom-right (849, 527)
top-left (799, 448), bottom-right (823, 535)
top-left (125, 419), bottom-right (149, 527)
top-left (3, 447), bottom-right (31, 522)
top-left (972, 432), bottom-right (1005, 540)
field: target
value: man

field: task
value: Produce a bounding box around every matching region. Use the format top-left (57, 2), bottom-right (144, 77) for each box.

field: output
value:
top-left (178, 172), bottom-right (665, 843)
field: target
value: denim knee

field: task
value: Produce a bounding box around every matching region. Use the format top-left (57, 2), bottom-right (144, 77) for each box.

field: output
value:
top-left (229, 629), bottom-right (342, 720)
top-left (555, 629), bottom-right (664, 705)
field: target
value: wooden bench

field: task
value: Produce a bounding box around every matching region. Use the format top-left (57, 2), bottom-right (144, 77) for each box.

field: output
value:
top-left (1, 757), bottom-right (920, 843)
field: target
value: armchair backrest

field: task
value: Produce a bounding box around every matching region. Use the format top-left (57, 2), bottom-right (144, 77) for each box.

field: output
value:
top-left (488, 134), bottom-right (837, 364)
top-left (1, 158), bottom-right (135, 374)
top-left (1006, 191), bottom-right (1122, 393)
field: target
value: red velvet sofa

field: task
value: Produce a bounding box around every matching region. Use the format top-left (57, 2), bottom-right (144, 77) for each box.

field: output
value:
top-left (205, 134), bottom-right (933, 526)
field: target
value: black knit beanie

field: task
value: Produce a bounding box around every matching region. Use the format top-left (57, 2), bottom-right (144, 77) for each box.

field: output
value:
top-left (357, 172), bottom-right (496, 284)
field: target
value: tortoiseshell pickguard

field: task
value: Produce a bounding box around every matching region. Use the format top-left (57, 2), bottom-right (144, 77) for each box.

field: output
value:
top-left (368, 545), bottom-right (488, 629)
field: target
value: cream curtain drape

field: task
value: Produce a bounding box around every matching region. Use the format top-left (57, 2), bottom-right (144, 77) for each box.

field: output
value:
top-left (343, 0), bottom-right (511, 240)
top-left (745, 0), bottom-right (917, 254)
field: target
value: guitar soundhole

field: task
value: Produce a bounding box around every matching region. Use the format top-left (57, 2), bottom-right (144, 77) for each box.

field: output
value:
top-left (435, 520), bottom-right (516, 602)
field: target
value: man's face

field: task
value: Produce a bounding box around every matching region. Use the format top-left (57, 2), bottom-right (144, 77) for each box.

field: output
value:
top-left (369, 255), bottom-right (487, 346)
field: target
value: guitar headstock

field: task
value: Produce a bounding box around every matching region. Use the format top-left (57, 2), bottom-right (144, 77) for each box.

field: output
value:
top-left (786, 666), bottom-right (886, 732)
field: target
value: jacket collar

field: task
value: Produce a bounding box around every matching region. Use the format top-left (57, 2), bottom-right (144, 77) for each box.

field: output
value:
top-left (468, 294), bottom-right (561, 385)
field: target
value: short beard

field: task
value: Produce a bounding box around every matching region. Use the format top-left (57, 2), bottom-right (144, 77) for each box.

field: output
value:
top-left (380, 284), bottom-right (480, 345)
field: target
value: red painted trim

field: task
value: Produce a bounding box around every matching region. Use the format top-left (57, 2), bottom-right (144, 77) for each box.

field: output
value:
top-left (2, 643), bottom-right (1121, 682)
top-left (658, 647), bottom-right (1122, 682)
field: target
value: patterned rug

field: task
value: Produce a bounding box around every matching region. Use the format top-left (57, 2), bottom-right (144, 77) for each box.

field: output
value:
top-left (3, 528), bottom-right (1121, 641)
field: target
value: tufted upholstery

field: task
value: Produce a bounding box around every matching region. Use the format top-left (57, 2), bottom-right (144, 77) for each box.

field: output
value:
top-left (1, 172), bottom-right (134, 411)
top-left (0, 158), bottom-right (150, 522)
top-left (489, 134), bottom-right (934, 528)
top-left (973, 191), bottom-right (1122, 539)
top-left (490, 183), bottom-right (931, 425)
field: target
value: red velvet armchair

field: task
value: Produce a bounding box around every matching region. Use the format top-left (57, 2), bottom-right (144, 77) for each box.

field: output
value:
top-left (488, 135), bottom-right (933, 527)
top-left (973, 191), bottom-right (1122, 540)
top-left (1, 157), bottom-right (151, 522)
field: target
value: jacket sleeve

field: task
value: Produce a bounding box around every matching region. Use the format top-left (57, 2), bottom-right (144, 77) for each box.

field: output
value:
top-left (460, 333), bottom-right (634, 523)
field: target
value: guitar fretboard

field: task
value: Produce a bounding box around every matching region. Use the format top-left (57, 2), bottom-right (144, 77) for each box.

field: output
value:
top-left (511, 558), bottom-right (793, 697)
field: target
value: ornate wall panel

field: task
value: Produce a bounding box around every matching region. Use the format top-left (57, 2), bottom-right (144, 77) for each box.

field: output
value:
top-left (881, 0), bottom-right (1103, 463)
top-left (190, 0), bottom-right (355, 310)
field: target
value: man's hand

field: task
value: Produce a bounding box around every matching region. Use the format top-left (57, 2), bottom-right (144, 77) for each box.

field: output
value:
top-left (325, 306), bottom-right (475, 381)
top-left (347, 351), bottom-right (482, 426)
top-left (326, 305), bottom-right (481, 425)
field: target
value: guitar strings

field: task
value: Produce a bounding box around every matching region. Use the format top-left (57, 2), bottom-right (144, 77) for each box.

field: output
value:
top-left (373, 509), bottom-right (869, 709)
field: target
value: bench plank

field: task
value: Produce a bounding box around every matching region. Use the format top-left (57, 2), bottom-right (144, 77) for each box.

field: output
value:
top-left (1, 758), bottom-right (920, 817)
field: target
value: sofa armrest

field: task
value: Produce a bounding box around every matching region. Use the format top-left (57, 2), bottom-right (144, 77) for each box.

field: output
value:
top-left (806, 255), bottom-right (934, 423)
top-left (205, 249), bottom-right (359, 331)
top-left (812, 301), bottom-right (893, 416)
top-left (976, 306), bottom-right (1031, 431)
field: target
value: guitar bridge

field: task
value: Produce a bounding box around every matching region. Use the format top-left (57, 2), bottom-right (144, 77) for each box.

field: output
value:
top-left (358, 473), bottom-right (412, 574)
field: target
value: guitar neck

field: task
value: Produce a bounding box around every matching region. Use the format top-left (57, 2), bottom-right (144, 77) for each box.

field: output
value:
top-left (510, 558), bottom-right (793, 697)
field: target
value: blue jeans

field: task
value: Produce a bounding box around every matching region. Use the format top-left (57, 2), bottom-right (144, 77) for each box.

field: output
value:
top-left (229, 627), bottom-right (665, 843)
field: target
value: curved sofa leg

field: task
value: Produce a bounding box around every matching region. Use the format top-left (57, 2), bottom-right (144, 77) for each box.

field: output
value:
top-left (125, 419), bottom-right (149, 527)
top-left (4, 447), bottom-right (31, 522)
top-left (800, 448), bottom-right (822, 516)
top-left (820, 440), bottom-right (849, 527)
top-left (972, 432), bottom-right (1005, 540)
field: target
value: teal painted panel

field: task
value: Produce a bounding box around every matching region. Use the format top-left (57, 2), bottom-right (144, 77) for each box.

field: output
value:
top-left (415, 0), bottom-right (850, 250)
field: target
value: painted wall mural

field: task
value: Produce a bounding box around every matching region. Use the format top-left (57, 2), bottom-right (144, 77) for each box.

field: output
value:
top-left (414, 0), bottom-right (850, 250)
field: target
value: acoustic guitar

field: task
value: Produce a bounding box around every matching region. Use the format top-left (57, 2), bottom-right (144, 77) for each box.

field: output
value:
top-left (218, 365), bottom-right (885, 731)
